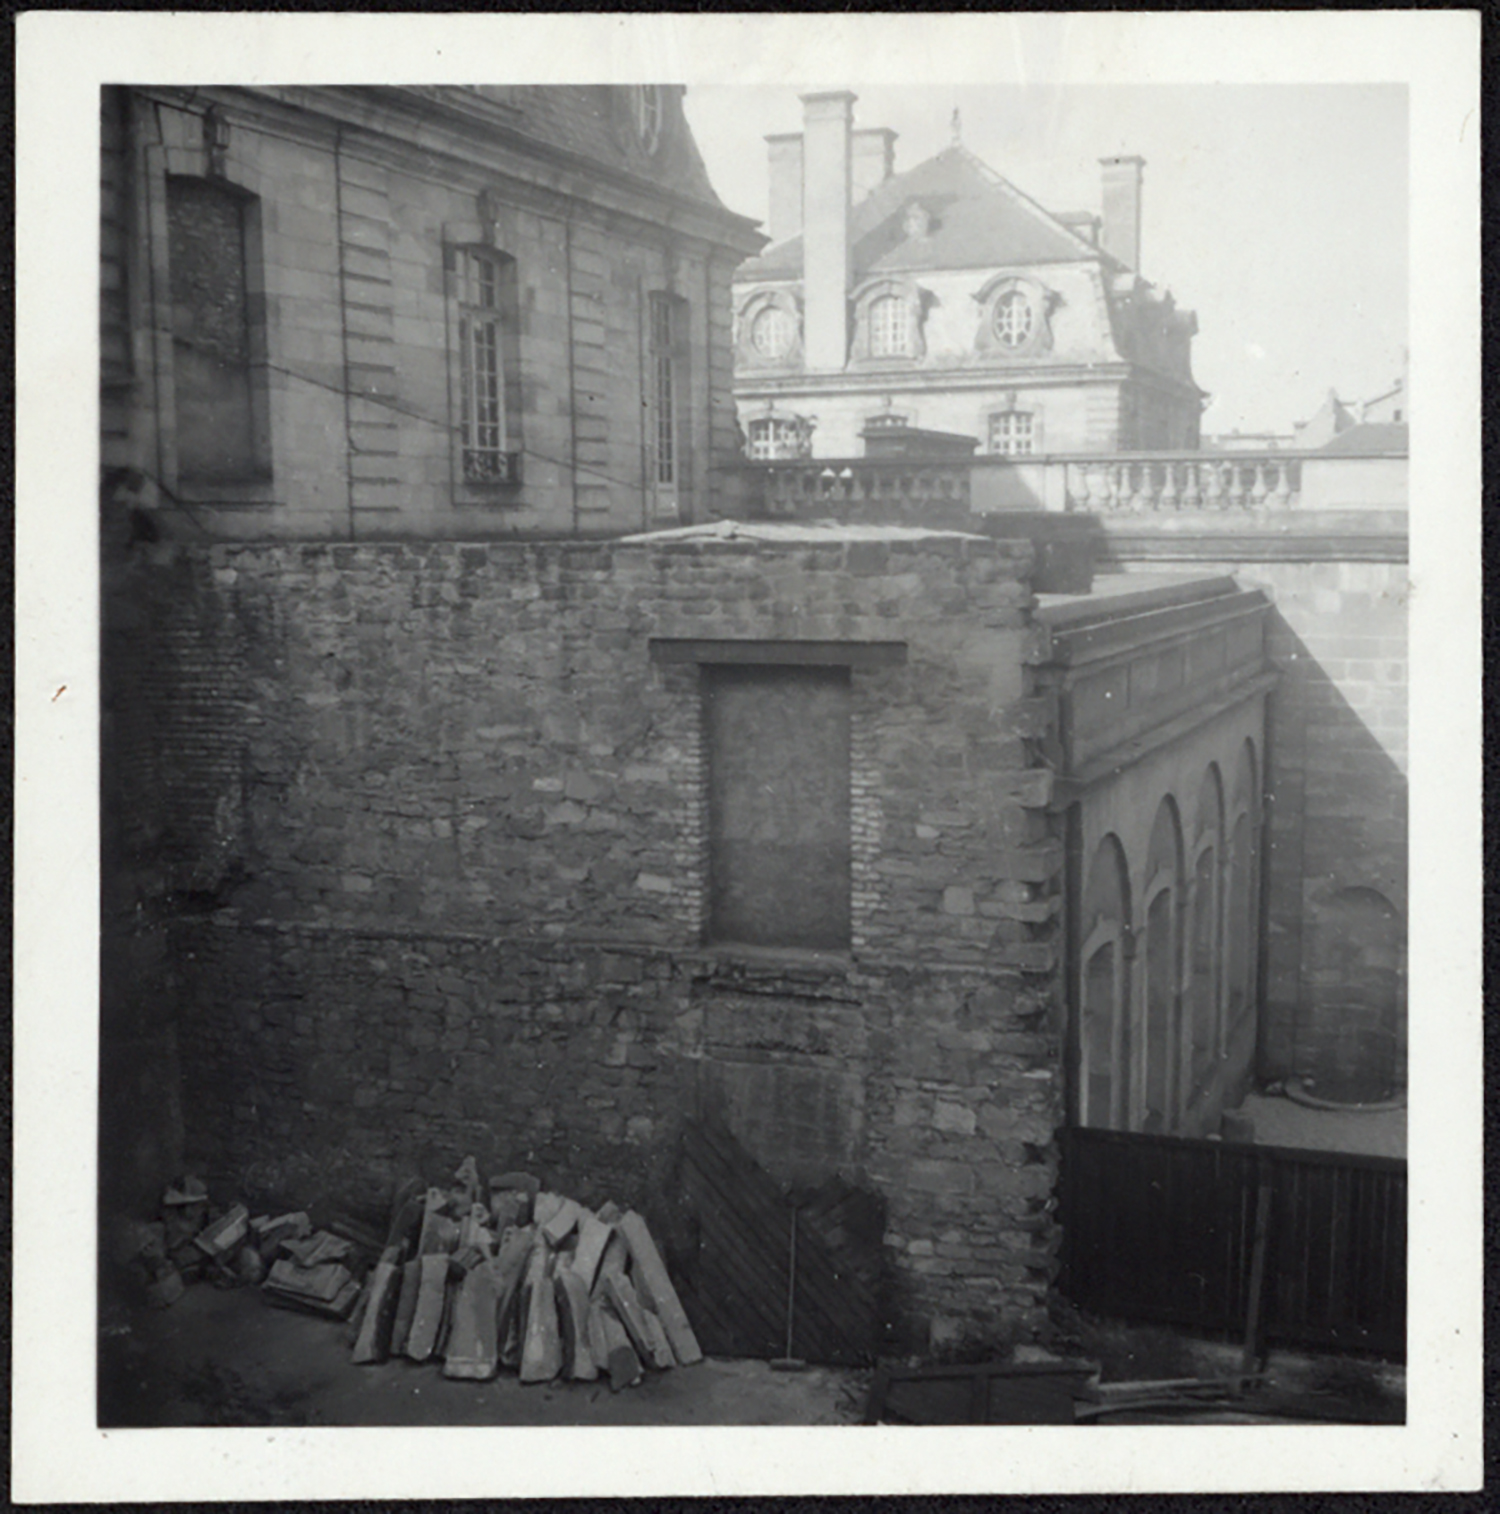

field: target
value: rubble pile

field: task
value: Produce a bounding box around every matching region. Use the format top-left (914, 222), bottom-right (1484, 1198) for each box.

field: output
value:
top-left (115, 1157), bottom-right (703, 1393)
top-left (352, 1159), bottom-right (703, 1389)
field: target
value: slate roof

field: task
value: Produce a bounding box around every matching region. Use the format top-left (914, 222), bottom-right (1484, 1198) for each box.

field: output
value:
top-left (740, 144), bottom-right (1103, 281)
top-left (455, 86), bottom-right (727, 209)
top-left (1309, 422), bottom-right (1409, 456)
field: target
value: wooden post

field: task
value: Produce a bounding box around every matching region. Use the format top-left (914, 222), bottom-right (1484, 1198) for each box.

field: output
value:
top-left (1241, 1174), bottom-right (1273, 1384)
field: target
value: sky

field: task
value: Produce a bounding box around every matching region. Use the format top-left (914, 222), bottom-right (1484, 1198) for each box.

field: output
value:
top-left (684, 85), bottom-right (1408, 437)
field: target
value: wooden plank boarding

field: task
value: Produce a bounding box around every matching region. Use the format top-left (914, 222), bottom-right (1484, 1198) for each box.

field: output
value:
top-left (1058, 1124), bottom-right (1406, 1357)
top-left (673, 1117), bottom-right (881, 1365)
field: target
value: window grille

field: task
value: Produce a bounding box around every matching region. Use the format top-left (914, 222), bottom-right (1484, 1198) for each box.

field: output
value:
top-left (633, 86), bottom-right (664, 154)
top-left (751, 305), bottom-right (796, 359)
top-left (994, 289), bottom-right (1035, 349)
top-left (452, 247), bottom-right (517, 484)
top-left (868, 294), bottom-right (910, 358)
top-left (747, 417), bottom-right (810, 460)
top-left (988, 410), bottom-right (1034, 456)
top-left (650, 294), bottom-right (678, 487)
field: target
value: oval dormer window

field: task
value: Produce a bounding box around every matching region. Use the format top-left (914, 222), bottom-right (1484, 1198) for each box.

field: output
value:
top-left (751, 304), bottom-right (796, 359)
top-left (632, 86), bottom-right (664, 155)
top-left (993, 288), bottom-right (1035, 349)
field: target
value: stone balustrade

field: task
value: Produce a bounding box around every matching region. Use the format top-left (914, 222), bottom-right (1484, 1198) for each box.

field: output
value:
top-left (738, 448), bottom-right (1407, 521)
top-left (1058, 455), bottom-right (1302, 512)
top-left (756, 460), bottom-right (971, 519)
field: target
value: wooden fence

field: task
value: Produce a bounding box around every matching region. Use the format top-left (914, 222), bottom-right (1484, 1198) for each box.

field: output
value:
top-left (1058, 1126), bottom-right (1406, 1359)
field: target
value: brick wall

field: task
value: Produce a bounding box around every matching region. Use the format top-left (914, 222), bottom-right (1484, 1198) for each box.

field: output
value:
top-left (114, 531), bottom-right (1066, 1350)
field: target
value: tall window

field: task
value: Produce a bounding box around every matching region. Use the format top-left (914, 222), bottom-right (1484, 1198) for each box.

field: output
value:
top-left (450, 247), bottom-right (520, 485)
top-left (988, 410), bottom-right (1034, 455)
top-left (650, 295), bottom-right (677, 486)
top-left (705, 665), bottom-right (851, 951)
top-left (167, 175), bottom-right (265, 483)
top-left (868, 294), bottom-right (911, 359)
top-left (647, 292), bottom-right (688, 520)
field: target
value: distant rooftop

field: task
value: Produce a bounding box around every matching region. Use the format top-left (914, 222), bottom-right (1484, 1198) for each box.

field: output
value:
top-left (619, 520), bottom-right (986, 545)
top-left (1309, 422), bottom-right (1409, 457)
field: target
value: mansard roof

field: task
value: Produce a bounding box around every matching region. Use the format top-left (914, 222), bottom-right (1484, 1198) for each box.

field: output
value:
top-left (740, 143), bottom-right (1107, 282)
top-left (460, 86), bottom-right (727, 209)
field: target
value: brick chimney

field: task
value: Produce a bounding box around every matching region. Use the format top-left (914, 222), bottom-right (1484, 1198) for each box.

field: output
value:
top-left (801, 90), bottom-right (856, 372)
top-left (765, 132), bottom-right (804, 243)
top-left (1099, 155), bottom-right (1145, 270)
top-left (851, 127), bottom-right (897, 202)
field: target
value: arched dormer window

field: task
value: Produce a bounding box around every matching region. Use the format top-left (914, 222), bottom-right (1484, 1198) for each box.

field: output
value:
top-left (974, 273), bottom-right (1056, 360)
top-left (735, 288), bottom-right (803, 369)
top-left (850, 277), bottom-right (926, 365)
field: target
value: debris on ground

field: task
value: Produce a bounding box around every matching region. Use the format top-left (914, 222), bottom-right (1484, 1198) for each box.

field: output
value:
top-left (116, 1158), bottom-right (702, 1395)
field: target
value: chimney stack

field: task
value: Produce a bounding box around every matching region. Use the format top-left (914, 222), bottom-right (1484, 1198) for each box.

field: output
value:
top-left (1099, 155), bottom-right (1145, 271)
top-left (851, 127), bottom-right (897, 202)
top-left (801, 91), bottom-right (856, 372)
top-left (765, 132), bottom-right (804, 244)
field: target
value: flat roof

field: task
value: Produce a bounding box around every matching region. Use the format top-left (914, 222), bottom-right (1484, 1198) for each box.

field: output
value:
top-left (1036, 571), bottom-right (1241, 628)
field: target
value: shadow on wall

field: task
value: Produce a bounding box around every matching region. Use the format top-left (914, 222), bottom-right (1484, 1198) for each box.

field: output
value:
top-left (1261, 613), bottom-right (1407, 1103)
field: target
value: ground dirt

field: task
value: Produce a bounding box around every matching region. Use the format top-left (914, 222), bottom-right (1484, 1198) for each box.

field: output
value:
top-left (98, 1282), bottom-right (869, 1427)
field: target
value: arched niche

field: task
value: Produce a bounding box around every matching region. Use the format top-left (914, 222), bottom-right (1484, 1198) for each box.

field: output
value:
top-left (1225, 739), bottom-right (1261, 1042)
top-left (1140, 796), bottom-right (1184, 1133)
top-left (1305, 886), bottom-right (1404, 1100)
top-left (1186, 763), bottom-right (1226, 1096)
top-left (1079, 833), bottom-right (1131, 1129)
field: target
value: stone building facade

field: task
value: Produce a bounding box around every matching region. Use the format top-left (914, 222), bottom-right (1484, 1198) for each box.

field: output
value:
top-left (105, 520), bottom-right (1272, 1351)
top-left (99, 82), bottom-right (1399, 1357)
top-left (732, 92), bottom-right (1204, 461)
top-left (101, 85), bottom-right (763, 538)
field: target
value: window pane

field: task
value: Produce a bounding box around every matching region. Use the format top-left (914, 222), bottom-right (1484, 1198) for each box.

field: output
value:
top-left (706, 665), bottom-right (852, 949)
top-left (752, 305), bottom-right (794, 357)
top-left (167, 176), bottom-right (257, 481)
top-left (869, 295), bottom-right (908, 358)
top-left (988, 411), bottom-right (1034, 456)
top-left (995, 290), bottom-right (1034, 348)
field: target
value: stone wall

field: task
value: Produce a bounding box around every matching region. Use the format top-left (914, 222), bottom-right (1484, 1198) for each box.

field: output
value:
top-left (116, 530), bottom-right (1066, 1350)
top-left (105, 87), bottom-right (756, 540)
top-left (1248, 559), bottom-right (1408, 1098)
top-left (1114, 544), bottom-right (1408, 1098)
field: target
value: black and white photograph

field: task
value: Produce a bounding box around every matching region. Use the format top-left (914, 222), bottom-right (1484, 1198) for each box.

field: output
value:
top-left (14, 10), bottom-right (1481, 1500)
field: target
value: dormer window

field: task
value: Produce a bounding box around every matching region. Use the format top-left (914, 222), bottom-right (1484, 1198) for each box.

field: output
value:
top-left (974, 273), bottom-right (1055, 360)
top-left (632, 86), bottom-right (664, 155)
top-left (993, 289), bottom-right (1035, 349)
top-left (751, 305), bottom-right (796, 360)
top-left (851, 277), bottom-right (926, 365)
top-left (736, 288), bottom-right (803, 369)
top-left (868, 295), bottom-right (911, 358)
top-left (902, 202), bottom-right (931, 240)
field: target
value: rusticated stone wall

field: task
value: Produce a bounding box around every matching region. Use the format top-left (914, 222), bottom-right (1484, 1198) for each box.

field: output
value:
top-left (123, 529), bottom-right (1067, 1351)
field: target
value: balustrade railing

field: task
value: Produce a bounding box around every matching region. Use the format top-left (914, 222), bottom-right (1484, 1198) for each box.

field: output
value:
top-left (738, 448), bottom-right (1405, 521)
top-left (758, 460), bottom-right (970, 518)
top-left (1059, 455), bottom-right (1302, 513)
